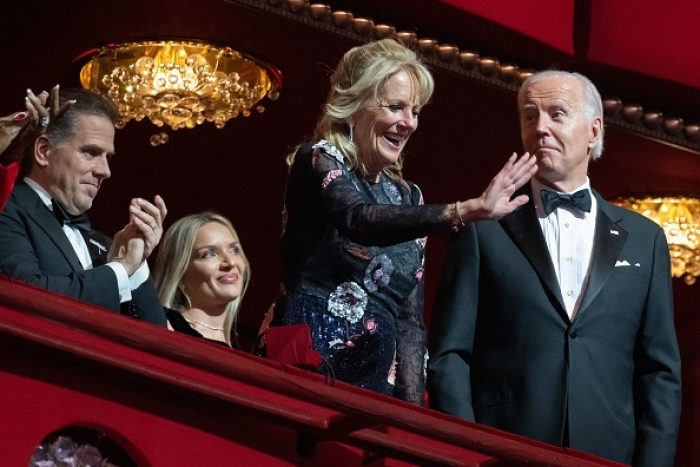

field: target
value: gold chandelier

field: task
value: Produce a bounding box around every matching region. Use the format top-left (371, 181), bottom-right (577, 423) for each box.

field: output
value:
top-left (77, 40), bottom-right (281, 143)
top-left (614, 196), bottom-right (700, 285)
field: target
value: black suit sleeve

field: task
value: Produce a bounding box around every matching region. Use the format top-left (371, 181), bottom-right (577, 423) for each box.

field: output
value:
top-left (427, 224), bottom-right (480, 420)
top-left (0, 199), bottom-right (122, 310)
top-left (127, 277), bottom-right (167, 327)
top-left (0, 189), bottom-right (166, 327)
top-left (632, 227), bottom-right (682, 467)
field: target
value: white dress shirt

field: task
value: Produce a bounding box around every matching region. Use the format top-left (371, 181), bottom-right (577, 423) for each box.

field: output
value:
top-left (531, 178), bottom-right (597, 320)
top-left (24, 177), bottom-right (148, 303)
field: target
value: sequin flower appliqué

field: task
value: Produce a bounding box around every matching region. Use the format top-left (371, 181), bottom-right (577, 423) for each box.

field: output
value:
top-left (328, 282), bottom-right (367, 324)
top-left (363, 254), bottom-right (394, 293)
top-left (327, 282), bottom-right (381, 350)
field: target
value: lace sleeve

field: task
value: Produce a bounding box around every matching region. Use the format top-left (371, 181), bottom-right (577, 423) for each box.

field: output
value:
top-left (393, 280), bottom-right (427, 405)
top-left (307, 147), bottom-right (453, 246)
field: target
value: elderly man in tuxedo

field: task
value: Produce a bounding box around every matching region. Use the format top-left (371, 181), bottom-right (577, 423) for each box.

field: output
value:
top-left (0, 87), bottom-right (167, 326)
top-left (427, 70), bottom-right (681, 466)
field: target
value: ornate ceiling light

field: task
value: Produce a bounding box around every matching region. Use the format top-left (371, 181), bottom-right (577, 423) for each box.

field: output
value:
top-left (77, 40), bottom-right (281, 144)
top-left (613, 196), bottom-right (700, 284)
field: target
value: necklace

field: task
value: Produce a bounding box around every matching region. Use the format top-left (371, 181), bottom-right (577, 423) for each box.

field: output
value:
top-left (182, 315), bottom-right (224, 332)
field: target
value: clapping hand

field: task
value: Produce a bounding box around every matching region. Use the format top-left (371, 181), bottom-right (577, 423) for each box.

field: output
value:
top-left (110, 224), bottom-right (146, 277)
top-left (109, 195), bottom-right (167, 276)
top-left (129, 195), bottom-right (168, 259)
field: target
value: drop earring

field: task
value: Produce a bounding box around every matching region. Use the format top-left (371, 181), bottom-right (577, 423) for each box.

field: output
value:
top-left (349, 124), bottom-right (354, 142)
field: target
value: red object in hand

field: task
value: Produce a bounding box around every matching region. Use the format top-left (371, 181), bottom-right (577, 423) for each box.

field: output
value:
top-left (264, 324), bottom-right (323, 368)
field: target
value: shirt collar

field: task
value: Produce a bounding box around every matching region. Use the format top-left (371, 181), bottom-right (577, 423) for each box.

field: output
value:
top-left (24, 177), bottom-right (53, 208)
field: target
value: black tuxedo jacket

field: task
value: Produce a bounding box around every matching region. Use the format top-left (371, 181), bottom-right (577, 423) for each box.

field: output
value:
top-left (0, 183), bottom-right (165, 326)
top-left (427, 187), bottom-right (681, 467)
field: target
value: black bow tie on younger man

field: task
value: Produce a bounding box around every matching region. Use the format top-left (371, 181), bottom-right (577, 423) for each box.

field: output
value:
top-left (52, 199), bottom-right (91, 231)
top-left (540, 189), bottom-right (592, 215)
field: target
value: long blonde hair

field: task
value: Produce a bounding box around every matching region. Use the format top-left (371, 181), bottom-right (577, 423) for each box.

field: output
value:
top-left (154, 212), bottom-right (251, 347)
top-left (287, 38), bottom-right (434, 180)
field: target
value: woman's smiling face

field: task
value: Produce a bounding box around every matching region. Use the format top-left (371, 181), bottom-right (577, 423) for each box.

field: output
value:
top-left (179, 221), bottom-right (246, 313)
top-left (352, 70), bottom-right (421, 181)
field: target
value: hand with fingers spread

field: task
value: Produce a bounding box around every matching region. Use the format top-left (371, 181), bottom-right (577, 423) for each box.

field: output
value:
top-left (25, 84), bottom-right (75, 133)
top-left (454, 152), bottom-right (537, 223)
top-left (0, 85), bottom-right (75, 165)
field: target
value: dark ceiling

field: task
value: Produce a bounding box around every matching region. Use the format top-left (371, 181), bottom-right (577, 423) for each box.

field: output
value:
top-left (3, 0), bottom-right (699, 350)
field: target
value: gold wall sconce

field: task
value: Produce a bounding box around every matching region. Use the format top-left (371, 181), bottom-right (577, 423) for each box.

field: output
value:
top-left (613, 196), bottom-right (700, 285)
top-left (76, 40), bottom-right (282, 144)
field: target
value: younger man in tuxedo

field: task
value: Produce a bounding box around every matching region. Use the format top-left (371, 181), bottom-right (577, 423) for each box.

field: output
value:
top-left (0, 87), bottom-right (167, 326)
top-left (427, 71), bottom-right (681, 466)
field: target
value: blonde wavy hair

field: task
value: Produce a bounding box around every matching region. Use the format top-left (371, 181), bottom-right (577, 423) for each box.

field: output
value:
top-left (287, 38), bottom-right (435, 180)
top-left (154, 212), bottom-right (250, 347)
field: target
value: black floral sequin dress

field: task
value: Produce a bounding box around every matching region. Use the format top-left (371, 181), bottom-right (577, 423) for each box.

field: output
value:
top-left (278, 140), bottom-right (454, 404)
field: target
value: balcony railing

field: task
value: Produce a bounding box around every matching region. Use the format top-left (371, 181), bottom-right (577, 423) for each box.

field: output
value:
top-left (0, 277), bottom-right (624, 466)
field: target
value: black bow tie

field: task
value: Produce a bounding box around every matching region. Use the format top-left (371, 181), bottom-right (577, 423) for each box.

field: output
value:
top-left (52, 199), bottom-right (91, 231)
top-left (540, 189), bottom-right (592, 215)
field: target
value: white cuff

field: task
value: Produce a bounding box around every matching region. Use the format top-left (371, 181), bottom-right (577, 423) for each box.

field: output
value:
top-left (129, 261), bottom-right (150, 290)
top-left (106, 262), bottom-right (132, 303)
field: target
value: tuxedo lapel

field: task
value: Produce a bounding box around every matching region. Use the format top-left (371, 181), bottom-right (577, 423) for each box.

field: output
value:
top-left (578, 193), bottom-right (628, 314)
top-left (14, 184), bottom-right (85, 271)
top-left (499, 189), bottom-right (567, 315)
